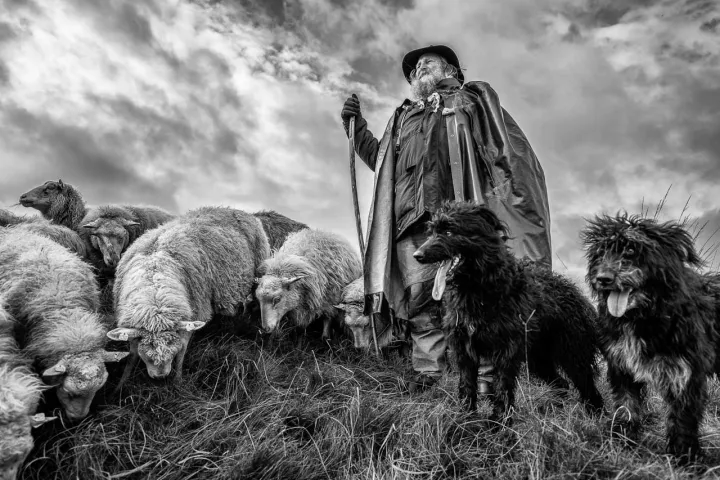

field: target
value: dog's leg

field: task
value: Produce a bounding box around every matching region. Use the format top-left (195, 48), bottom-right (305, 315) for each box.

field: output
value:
top-left (607, 362), bottom-right (643, 445)
top-left (455, 342), bottom-right (479, 412)
top-left (528, 358), bottom-right (570, 393)
top-left (663, 373), bottom-right (706, 464)
top-left (562, 359), bottom-right (604, 415)
top-left (489, 354), bottom-right (521, 427)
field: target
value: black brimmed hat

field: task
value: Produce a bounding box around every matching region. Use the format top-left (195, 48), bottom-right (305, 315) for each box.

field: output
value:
top-left (401, 44), bottom-right (464, 84)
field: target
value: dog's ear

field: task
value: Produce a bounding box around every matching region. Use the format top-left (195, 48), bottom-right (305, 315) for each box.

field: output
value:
top-left (639, 220), bottom-right (702, 266)
top-left (476, 207), bottom-right (509, 239)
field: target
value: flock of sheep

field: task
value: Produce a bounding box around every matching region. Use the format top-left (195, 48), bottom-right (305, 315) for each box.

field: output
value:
top-left (0, 179), bottom-right (372, 479)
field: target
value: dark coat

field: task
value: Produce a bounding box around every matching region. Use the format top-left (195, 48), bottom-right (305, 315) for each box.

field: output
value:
top-left (350, 80), bottom-right (552, 317)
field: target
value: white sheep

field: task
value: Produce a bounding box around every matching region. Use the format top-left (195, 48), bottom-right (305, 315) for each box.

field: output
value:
top-left (256, 228), bottom-right (363, 339)
top-left (0, 229), bottom-right (128, 421)
top-left (0, 303), bottom-right (56, 480)
top-left (107, 207), bottom-right (270, 386)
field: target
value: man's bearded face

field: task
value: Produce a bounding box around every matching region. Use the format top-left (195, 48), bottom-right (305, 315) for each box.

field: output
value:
top-left (410, 53), bottom-right (447, 100)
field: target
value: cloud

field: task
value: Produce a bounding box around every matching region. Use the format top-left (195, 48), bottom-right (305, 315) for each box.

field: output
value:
top-left (0, 0), bottom-right (718, 288)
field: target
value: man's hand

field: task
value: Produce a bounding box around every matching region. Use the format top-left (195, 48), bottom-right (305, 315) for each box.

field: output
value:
top-left (341, 94), bottom-right (361, 129)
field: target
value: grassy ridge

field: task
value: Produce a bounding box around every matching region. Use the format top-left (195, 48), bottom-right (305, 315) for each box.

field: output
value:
top-left (20, 321), bottom-right (720, 480)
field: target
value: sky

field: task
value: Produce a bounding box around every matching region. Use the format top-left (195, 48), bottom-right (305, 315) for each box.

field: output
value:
top-left (1, 0), bottom-right (719, 288)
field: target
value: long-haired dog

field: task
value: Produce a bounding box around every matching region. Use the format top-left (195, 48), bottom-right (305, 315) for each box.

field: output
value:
top-left (582, 213), bottom-right (719, 463)
top-left (413, 201), bottom-right (604, 424)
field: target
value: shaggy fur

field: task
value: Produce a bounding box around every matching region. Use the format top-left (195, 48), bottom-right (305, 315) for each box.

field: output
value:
top-left (256, 229), bottom-right (363, 339)
top-left (335, 277), bottom-right (395, 349)
top-left (414, 201), bottom-right (603, 423)
top-left (581, 213), bottom-right (719, 463)
top-left (0, 304), bottom-right (52, 480)
top-left (0, 229), bottom-right (125, 421)
top-left (253, 210), bottom-right (309, 251)
top-left (110, 206), bottom-right (270, 385)
top-left (0, 208), bottom-right (38, 227)
top-left (79, 204), bottom-right (176, 270)
top-left (19, 180), bottom-right (88, 230)
top-left (7, 220), bottom-right (88, 258)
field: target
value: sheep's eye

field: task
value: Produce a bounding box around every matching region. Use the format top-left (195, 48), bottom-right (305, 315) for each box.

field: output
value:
top-left (445, 231), bottom-right (453, 237)
top-left (273, 297), bottom-right (280, 306)
top-left (625, 247), bottom-right (635, 256)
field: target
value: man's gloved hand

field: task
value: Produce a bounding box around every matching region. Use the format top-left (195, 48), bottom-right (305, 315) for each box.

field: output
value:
top-left (341, 93), bottom-right (361, 132)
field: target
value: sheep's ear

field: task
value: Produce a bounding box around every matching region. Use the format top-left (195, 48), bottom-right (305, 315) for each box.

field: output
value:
top-left (120, 219), bottom-right (140, 227)
top-left (107, 327), bottom-right (141, 341)
top-left (57, 179), bottom-right (65, 189)
top-left (82, 219), bottom-right (101, 229)
top-left (101, 350), bottom-right (130, 363)
top-left (42, 362), bottom-right (67, 377)
top-left (178, 321), bottom-right (206, 332)
top-left (334, 303), bottom-right (347, 311)
top-left (29, 413), bottom-right (58, 428)
top-left (283, 275), bottom-right (307, 286)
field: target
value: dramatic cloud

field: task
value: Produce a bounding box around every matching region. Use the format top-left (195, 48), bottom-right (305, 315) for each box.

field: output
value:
top-left (1, 0), bottom-right (718, 289)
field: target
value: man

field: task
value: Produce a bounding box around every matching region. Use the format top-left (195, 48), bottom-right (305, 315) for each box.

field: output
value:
top-left (341, 44), bottom-right (551, 392)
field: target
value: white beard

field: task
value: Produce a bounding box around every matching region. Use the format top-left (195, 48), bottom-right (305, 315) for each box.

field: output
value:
top-left (410, 70), bottom-right (445, 101)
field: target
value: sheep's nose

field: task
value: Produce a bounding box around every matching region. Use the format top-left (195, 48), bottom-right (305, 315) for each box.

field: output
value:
top-left (413, 250), bottom-right (425, 261)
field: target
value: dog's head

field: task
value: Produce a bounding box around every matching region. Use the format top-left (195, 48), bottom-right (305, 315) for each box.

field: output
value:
top-left (413, 201), bottom-right (509, 299)
top-left (581, 213), bottom-right (702, 318)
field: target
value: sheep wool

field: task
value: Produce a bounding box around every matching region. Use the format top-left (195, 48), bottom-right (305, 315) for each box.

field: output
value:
top-left (256, 228), bottom-right (363, 338)
top-left (109, 206), bottom-right (271, 385)
top-left (0, 229), bottom-right (127, 422)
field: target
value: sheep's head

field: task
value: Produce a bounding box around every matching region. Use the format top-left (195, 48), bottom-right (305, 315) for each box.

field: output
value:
top-left (335, 304), bottom-right (394, 350)
top-left (82, 217), bottom-right (139, 268)
top-left (107, 321), bottom-right (205, 379)
top-left (255, 275), bottom-right (305, 333)
top-left (42, 350), bottom-right (129, 421)
top-left (18, 180), bottom-right (65, 213)
top-left (0, 365), bottom-right (56, 479)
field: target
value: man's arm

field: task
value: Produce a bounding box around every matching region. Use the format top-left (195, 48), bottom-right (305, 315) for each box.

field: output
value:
top-left (341, 94), bottom-right (379, 171)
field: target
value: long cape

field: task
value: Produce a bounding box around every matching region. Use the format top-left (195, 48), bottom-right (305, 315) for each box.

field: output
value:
top-left (362, 81), bottom-right (552, 317)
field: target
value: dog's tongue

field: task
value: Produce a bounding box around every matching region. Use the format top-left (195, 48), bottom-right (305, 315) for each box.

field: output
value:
top-left (432, 260), bottom-right (452, 301)
top-left (607, 290), bottom-right (630, 317)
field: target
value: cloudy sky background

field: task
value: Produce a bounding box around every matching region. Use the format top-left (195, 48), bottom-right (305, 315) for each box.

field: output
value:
top-left (1, 0), bottom-right (719, 287)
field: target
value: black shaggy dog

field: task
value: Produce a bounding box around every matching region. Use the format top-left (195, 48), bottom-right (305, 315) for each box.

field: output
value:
top-left (414, 201), bottom-right (603, 423)
top-left (582, 213), bottom-right (720, 463)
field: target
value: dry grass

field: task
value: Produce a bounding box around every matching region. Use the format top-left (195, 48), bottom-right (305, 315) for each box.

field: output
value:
top-left (19, 319), bottom-right (720, 480)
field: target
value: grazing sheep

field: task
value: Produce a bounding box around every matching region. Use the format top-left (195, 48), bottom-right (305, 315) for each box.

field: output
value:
top-left (107, 207), bottom-right (270, 385)
top-left (19, 179), bottom-right (87, 230)
top-left (0, 229), bottom-right (128, 421)
top-left (256, 229), bottom-right (363, 339)
top-left (7, 221), bottom-right (88, 258)
top-left (335, 277), bottom-right (395, 350)
top-left (240, 210), bottom-right (309, 322)
top-left (253, 210), bottom-right (309, 251)
top-left (79, 204), bottom-right (176, 269)
top-left (0, 304), bottom-right (55, 480)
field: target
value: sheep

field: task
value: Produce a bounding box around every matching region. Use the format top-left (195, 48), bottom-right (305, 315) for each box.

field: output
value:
top-left (107, 206), bottom-right (270, 386)
top-left (252, 210), bottom-right (309, 251)
top-left (7, 221), bottom-right (88, 258)
top-left (19, 179), bottom-right (87, 230)
top-left (0, 229), bottom-right (128, 421)
top-left (255, 228), bottom-right (363, 340)
top-left (0, 304), bottom-right (56, 480)
top-left (334, 277), bottom-right (397, 350)
top-left (79, 204), bottom-right (176, 269)
top-left (240, 210), bottom-right (309, 322)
